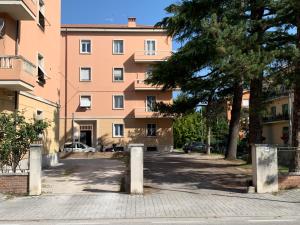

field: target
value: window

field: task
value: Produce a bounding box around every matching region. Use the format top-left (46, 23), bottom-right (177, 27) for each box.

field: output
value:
top-left (38, 0), bottom-right (45, 30)
top-left (113, 95), bottom-right (124, 109)
top-left (242, 99), bottom-right (249, 108)
top-left (271, 106), bottom-right (276, 117)
top-left (147, 124), bottom-right (157, 137)
top-left (80, 67), bottom-right (91, 81)
top-left (80, 40), bottom-right (91, 54)
top-left (35, 110), bottom-right (43, 120)
top-left (113, 68), bottom-right (124, 82)
top-left (146, 96), bottom-right (156, 112)
top-left (145, 40), bottom-right (156, 55)
top-left (38, 53), bottom-right (46, 85)
top-left (113, 124), bottom-right (124, 137)
top-left (80, 95), bottom-right (91, 108)
top-left (113, 40), bottom-right (124, 54)
top-left (145, 67), bottom-right (153, 79)
top-left (282, 104), bottom-right (289, 116)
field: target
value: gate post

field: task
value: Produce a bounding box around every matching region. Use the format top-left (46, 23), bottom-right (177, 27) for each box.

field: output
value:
top-left (29, 144), bottom-right (43, 195)
top-left (252, 144), bottom-right (278, 193)
top-left (129, 144), bottom-right (144, 194)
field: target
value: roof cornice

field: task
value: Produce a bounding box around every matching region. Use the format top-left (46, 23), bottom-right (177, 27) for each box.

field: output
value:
top-left (61, 27), bottom-right (166, 33)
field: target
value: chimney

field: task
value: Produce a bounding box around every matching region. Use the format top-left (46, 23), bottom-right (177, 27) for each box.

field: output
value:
top-left (128, 17), bottom-right (136, 28)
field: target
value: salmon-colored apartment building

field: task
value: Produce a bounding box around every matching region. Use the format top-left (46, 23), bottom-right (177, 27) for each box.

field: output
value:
top-left (60, 18), bottom-right (174, 152)
top-left (0, 0), bottom-right (61, 166)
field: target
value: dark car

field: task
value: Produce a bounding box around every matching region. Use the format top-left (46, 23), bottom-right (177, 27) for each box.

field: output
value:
top-left (183, 141), bottom-right (206, 153)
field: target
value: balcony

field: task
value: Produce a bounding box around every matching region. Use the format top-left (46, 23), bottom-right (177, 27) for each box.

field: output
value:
top-left (134, 108), bottom-right (173, 119)
top-left (0, 0), bottom-right (36, 20)
top-left (134, 79), bottom-right (163, 91)
top-left (263, 114), bottom-right (290, 124)
top-left (134, 108), bottom-right (161, 118)
top-left (134, 51), bottom-right (171, 63)
top-left (0, 56), bottom-right (36, 91)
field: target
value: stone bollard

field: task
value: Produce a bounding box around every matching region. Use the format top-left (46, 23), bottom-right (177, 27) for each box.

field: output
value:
top-left (29, 144), bottom-right (43, 195)
top-left (129, 144), bottom-right (144, 194)
top-left (252, 144), bottom-right (278, 193)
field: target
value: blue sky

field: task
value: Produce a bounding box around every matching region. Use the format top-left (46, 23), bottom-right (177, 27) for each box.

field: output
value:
top-left (62, 0), bottom-right (175, 27)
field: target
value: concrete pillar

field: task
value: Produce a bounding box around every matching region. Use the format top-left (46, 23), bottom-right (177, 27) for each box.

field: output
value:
top-left (29, 144), bottom-right (42, 195)
top-left (129, 144), bottom-right (144, 194)
top-left (252, 144), bottom-right (278, 193)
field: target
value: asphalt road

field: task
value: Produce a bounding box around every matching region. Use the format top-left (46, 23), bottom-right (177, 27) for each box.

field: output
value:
top-left (0, 217), bottom-right (299, 225)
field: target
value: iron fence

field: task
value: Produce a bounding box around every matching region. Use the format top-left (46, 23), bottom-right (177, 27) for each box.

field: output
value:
top-left (277, 146), bottom-right (300, 174)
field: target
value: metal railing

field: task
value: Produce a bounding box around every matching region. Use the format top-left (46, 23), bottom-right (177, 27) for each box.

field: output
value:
top-left (277, 146), bottom-right (300, 174)
top-left (263, 113), bottom-right (289, 123)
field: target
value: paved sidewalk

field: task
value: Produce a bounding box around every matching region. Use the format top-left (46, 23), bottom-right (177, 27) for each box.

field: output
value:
top-left (0, 190), bottom-right (299, 220)
top-left (0, 153), bottom-right (299, 221)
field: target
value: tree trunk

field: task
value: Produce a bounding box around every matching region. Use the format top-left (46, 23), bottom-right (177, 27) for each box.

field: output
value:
top-left (226, 82), bottom-right (243, 160)
top-left (248, 1), bottom-right (265, 163)
top-left (248, 75), bottom-right (263, 163)
top-left (291, 14), bottom-right (300, 172)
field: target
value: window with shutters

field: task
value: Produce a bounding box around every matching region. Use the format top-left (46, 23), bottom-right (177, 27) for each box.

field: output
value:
top-left (80, 67), bottom-right (91, 81)
top-left (80, 95), bottom-right (92, 108)
top-left (113, 68), bottom-right (124, 82)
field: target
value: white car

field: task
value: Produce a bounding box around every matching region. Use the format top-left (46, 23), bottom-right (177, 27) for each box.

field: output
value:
top-left (63, 142), bottom-right (96, 153)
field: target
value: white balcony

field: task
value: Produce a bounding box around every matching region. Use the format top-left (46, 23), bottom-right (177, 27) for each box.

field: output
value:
top-left (0, 55), bottom-right (36, 91)
top-left (134, 79), bottom-right (163, 91)
top-left (0, 0), bottom-right (37, 20)
top-left (134, 51), bottom-right (171, 63)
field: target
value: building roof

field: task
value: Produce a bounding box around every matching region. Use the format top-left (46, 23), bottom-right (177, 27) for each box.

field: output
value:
top-left (61, 24), bottom-right (166, 33)
top-left (61, 24), bottom-right (156, 29)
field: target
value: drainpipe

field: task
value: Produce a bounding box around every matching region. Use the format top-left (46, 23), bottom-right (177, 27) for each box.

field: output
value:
top-left (64, 29), bottom-right (68, 143)
top-left (14, 21), bottom-right (20, 111)
top-left (15, 20), bottom-right (20, 56)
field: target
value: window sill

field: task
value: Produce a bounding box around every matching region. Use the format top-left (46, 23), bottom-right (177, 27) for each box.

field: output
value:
top-left (80, 80), bottom-right (92, 82)
top-left (113, 108), bottom-right (125, 110)
top-left (113, 136), bottom-right (124, 138)
top-left (113, 53), bottom-right (124, 55)
top-left (80, 52), bottom-right (92, 55)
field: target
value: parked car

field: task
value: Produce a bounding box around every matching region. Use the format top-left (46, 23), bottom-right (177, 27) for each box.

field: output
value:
top-left (101, 144), bottom-right (125, 152)
top-left (183, 141), bottom-right (206, 153)
top-left (62, 142), bottom-right (96, 153)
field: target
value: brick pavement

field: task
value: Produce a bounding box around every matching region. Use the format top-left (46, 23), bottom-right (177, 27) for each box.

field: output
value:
top-left (0, 190), bottom-right (299, 220)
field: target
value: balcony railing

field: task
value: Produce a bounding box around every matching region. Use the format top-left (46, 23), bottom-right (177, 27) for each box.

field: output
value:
top-left (263, 114), bottom-right (290, 123)
top-left (134, 108), bottom-right (173, 119)
top-left (0, 0), bottom-right (37, 20)
top-left (0, 56), bottom-right (36, 91)
top-left (134, 51), bottom-right (172, 63)
top-left (134, 108), bottom-right (161, 118)
top-left (134, 79), bottom-right (163, 91)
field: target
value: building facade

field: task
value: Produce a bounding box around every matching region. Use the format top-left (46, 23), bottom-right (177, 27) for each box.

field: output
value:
top-left (0, 0), bottom-right (61, 166)
top-left (262, 91), bottom-right (293, 146)
top-left (60, 18), bottom-right (174, 152)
